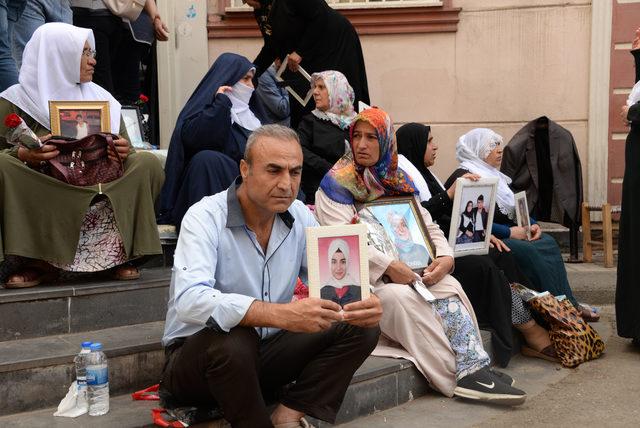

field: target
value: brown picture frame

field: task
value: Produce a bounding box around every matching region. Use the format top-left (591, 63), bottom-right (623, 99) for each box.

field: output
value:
top-left (361, 196), bottom-right (436, 272)
top-left (48, 100), bottom-right (111, 137)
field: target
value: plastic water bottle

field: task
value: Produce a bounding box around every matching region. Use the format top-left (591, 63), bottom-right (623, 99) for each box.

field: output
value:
top-left (86, 342), bottom-right (109, 416)
top-left (74, 341), bottom-right (92, 411)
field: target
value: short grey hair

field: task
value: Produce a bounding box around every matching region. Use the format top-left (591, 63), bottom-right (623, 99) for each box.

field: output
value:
top-left (244, 124), bottom-right (300, 163)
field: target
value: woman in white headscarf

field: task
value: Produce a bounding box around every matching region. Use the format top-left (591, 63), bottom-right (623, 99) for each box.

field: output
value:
top-left (0, 23), bottom-right (164, 288)
top-left (321, 238), bottom-right (362, 306)
top-left (445, 128), bottom-right (599, 322)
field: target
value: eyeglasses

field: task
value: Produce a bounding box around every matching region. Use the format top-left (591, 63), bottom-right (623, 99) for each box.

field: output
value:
top-left (82, 48), bottom-right (97, 59)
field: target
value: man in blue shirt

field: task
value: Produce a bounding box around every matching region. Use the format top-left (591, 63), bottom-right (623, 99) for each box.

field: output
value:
top-left (161, 124), bottom-right (382, 428)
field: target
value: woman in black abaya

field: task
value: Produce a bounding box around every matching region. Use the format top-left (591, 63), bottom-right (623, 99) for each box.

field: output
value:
top-left (617, 30), bottom-right (640, 346)
top-left (245, 0), bottom-right (369, 128)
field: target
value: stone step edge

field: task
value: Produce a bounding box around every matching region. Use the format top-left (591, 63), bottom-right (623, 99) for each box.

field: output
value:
top-left (0, 321), bottom-right (164, 374)
top-left (0, 267), bottom-right (171, 304)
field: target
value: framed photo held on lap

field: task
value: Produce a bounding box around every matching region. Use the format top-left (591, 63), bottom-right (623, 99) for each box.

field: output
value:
top-left (514, 191), bottom-right (532, 240)
top-left (306, 224), bottom-right (370, 306)
top-left (448, 177), bottom-right (498, 257)
top-left (359, 196), bottom-right (435, 272)
top-left (48, 100), bottom-right (110, 138)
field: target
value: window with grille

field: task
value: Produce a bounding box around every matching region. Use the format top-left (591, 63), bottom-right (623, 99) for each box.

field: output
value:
top-left (226, 0), bottom-right (442, 12)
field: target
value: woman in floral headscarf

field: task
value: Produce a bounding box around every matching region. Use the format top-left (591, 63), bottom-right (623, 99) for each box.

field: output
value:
top-left (445, 128), bottom-right (598, 322)
top-left (297, 70), bottom-right (356, 204)
top-left (314, 108), bottom-right (527, 406)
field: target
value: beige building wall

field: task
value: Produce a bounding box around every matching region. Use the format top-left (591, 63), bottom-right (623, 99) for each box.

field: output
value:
top-left (206, 1), bottom-right (592, 185)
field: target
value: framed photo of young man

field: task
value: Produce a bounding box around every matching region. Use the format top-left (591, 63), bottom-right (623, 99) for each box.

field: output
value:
top-left (448, 177), bottom-right (498, 257)
top-left (359, 196), bottom-right (435, 272)
top-left (48, 101), bottom-right (110, 138)
top-left (514, 191), bottom-right (532, 240)
top-left (306, 224), bottom-right (370, 306)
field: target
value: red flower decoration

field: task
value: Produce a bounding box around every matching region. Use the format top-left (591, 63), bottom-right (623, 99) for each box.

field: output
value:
top-left (138, 94), bottom-right (149, 103)
top-left (4, 113), bottom-right (22, 128)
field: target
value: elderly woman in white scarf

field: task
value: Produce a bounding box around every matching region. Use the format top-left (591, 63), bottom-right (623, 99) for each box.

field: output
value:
top-left (444, 128), bottom-right (599, 322)
top-left (158, 53), bottom-right (269, 228)
top-left (320, 238), bottom-right (362, 306)
top-left (0, 23), bottom-right (164, 288)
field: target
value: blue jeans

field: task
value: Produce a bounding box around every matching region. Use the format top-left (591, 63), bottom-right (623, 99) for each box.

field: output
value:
top-left (11, 0), bottom-right (71, 68)
top-left (0, 0), bottom-right (25, 91)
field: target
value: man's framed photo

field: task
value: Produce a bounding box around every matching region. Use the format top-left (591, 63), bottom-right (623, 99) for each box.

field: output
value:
top-left (448, 177), bottom-right (498, 257)
top-left (275, 55), bottom-right (313, 107)
top-left (306, 224), bottom-right (370, 306)
top-left (121, 105), bottom-right (146, 148)
top-left (360, 196), bottom-right (435, 272)
top-left (514, 191), bottom-right (532, 240)
top-left (48, 100), bottom-right (110, 138)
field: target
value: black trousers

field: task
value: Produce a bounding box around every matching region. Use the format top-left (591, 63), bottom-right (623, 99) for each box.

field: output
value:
top-left (161, 323), bottom-right (380, 428)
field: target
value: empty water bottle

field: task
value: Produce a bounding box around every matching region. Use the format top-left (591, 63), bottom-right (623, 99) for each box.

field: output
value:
top-left (86, 342), bottom-right (109, 416)
top-left (74, 341), bottom-right (92, 411)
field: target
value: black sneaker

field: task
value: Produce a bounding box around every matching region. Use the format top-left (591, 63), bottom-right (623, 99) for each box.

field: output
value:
top-left (454, 367), bottom-right (526, 406)
top-left (489, 368), bottom-right (514, 386)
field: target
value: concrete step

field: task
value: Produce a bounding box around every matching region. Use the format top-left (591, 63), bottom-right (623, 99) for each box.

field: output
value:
top-left (0, 268), bottom-right (171, 342)
top-left (0, 321), bottom-right (165, 416)
top-left (0, 319), bottom-right (493, 422)
top-left (565, 262), bottom-right (616, 305)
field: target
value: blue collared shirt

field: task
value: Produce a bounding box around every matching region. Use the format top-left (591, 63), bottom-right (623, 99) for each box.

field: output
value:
top-left (162, 179), bottom-right (318, 346)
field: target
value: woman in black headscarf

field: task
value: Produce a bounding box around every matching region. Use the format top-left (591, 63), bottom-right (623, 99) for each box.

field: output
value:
top-left (245, 0), bottom-right (369, 128)
top-left (158, 53), bottom-right (266, 228)
top-left (396, 123), bottom-right (558, 365)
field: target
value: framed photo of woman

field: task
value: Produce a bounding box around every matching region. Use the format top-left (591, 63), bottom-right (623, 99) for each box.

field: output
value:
top-left (514, 191), bottom-right (532, 240)
top-left (447, 177), bottom-right (498, 257)
top-left (360, 196), bottom-right (435, 272)
top-left (48, 100), bottom-right (110, 138)
top-left (306, 224), bottom-right (370, 306)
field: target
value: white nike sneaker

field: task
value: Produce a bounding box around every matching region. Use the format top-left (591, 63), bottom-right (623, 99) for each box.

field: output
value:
top-left (453, 367), bottom-right (526, 406)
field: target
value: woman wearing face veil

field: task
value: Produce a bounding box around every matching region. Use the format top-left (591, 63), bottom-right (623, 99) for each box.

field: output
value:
top-left (158, 53), bottom-right (267, 228)
top-left (321, 238), bottom-right (361, 306)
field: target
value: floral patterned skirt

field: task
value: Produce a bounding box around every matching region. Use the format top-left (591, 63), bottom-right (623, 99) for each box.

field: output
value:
top-left (50, 199), bottom-right (127, 272)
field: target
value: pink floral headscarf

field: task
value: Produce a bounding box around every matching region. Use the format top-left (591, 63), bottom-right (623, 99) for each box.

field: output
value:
top-left (311, 70), bottom-right (356, 130)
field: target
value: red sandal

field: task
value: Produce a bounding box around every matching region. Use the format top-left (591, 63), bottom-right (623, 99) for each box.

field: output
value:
top-left (4, 268), bottom-right (58, 289)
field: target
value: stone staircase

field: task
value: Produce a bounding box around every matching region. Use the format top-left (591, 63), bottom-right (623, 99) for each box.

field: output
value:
top-left (0, 224), bottom-right (614, 426)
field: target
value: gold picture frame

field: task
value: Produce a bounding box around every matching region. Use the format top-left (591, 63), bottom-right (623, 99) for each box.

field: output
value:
top-left (306, 224), bottom-right (370, 306)
top-left (48, 100), bottom-right (111, 137)
top-left (360, 196), bottom-right (436, 272)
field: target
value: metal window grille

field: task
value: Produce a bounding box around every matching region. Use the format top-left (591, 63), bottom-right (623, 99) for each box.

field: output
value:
top-left (226, 0), bottom-right (442, 12)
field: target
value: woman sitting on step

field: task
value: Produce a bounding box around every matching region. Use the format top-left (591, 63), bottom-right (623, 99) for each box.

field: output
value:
top-left (0, 23), bottom-right (164, 289)
top-left (158, 53), bottom-right (268, 229)
top-left (445, 128), bottom-right (599, 322)
top-left (314, 107), bottom-right (527, 405)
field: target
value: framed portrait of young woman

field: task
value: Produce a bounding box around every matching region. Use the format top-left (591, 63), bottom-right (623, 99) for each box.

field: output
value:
top-left (359, 196), bottom-right (435, 272)
top-left (306, 224), bottom-right (370, 306)
top-left (448, 177), bottom-right (498, 257)
top-left (514, 191), bottom-right (532, 240)
top-left (48, 100), bottom-right (110, 138)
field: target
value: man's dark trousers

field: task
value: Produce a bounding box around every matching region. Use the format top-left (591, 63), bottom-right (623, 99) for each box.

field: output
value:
top-left (161, 322), bottom-right (380, 428)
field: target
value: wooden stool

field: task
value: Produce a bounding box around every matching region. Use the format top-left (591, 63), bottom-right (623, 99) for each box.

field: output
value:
top-left (581, 202), bottom-right (620, 268)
